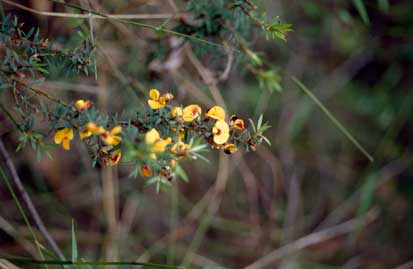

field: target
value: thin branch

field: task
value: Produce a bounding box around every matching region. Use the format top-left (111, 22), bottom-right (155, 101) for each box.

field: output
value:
top-left (50, 0), bottom-right (232, 51)
top-left (1, 0), bottom-right (176, 20)
top-left (0, 139), bottom-right (65, 260)
top-left (17, 81), bottom-right (70, 108)
top-left (243, 209), bottom-right (379, 269)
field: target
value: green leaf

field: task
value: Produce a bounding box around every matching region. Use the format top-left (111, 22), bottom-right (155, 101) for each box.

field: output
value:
top-left (175, 165), bottom-right (189, 182)
top-left (261, 135), bottom-right (272, 146)
top-left (257, 114), bottom-right (263, 130)
top-left (352, 0), bottom-right (370, 24)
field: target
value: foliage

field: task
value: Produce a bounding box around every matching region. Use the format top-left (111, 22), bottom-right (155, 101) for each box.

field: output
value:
top-left (0, 14), bottom-right (270, 191)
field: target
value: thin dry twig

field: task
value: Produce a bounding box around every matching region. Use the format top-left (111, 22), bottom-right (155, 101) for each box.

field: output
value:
top-left (1, 0), bottom-right (177, 20)
top-left (243, 209), bottom-right (379, 269)
top-left (0, 139), bottom-right (65, 260)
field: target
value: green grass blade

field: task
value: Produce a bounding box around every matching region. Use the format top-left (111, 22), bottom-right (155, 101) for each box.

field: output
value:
top-left (352, 0), bottom-right (370, 24)
top-left (291, 76), bottom-right (374, 162)
top-left (1, 257), bottom-right (188, 269)
top-left (71, 220), bottom-right (78, 262)
top-left (0, 168), bottom-right (47, 266)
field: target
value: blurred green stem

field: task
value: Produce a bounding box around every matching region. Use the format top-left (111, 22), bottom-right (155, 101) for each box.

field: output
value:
top-left (291, 76), bottom-right (374, 162)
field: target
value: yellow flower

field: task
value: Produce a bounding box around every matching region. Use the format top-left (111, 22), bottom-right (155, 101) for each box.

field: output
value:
top-left (140, 165), bottom-right (153, 177)
top-left (79, 129), bottom-right (92, 140)
top-left (171, 106), bottom-right (183, 118)
top-left (145, 128), bottom-right (161, 144)
top-left (206, 106), bottom-right (226, 121)
top-left (107, 150), bottom-right (122, 166)
top-left (54, 128), bottom-right (74, 150)
top-left (101, 125), bottom-right (122, 146)
top-left (86, 122), bottom-right (105, 135)
top-left (145, 128), bottom-right (172, 153)
top-left (151, 137), bottom-right (172, 152)
top-left (75, 99), bottom-right (91, 111)
top-left (223, 144), bottom-right (237, 155)
top-left (183, 104), bottom-right (202, 122)
top-left (178, 129), bottom-right (185, 141)
top-left (234, 119), bottom-right (245, 130)
top-left (171, 141), bottom-right (190, 157)
top-left (212, 120), bottom-right (230, 145)
top-left (230, 114), bottom-right (245, 130)
top-left (100, 148), bottom-right (122, 166)
top-left (147, 89), bottom-right (174, 110)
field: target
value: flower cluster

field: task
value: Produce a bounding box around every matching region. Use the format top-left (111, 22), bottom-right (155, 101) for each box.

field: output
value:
top-left (53, 99), bottom-right (123, 167)
top-left (43, 88), bottom-right (268, 190)
top-left (122, 89), bottom-right (270, 190)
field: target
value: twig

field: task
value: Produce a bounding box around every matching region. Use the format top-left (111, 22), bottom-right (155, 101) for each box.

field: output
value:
top-left (219, 40), bottom-right (234, 81)
top-left (0, 102), bottom-right (22, 132)
top-left (17, 81), bottom-right (70, 108)
top-left (49, 0), bottom-right (233, 52)
top-left (0, 140), bottom-right (65, 260)
top-left (242, 209), bottom-right (379, 269)
top-left (1, 0), bottom-right (176, 20)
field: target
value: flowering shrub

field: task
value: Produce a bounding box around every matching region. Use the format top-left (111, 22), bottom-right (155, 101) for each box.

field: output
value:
top-left (0, 15), bottom-right (271, 192)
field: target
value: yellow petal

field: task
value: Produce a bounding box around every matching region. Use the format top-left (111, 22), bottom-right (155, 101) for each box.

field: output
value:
top-left (148, 100), bottom-right (165, 110)
top-left (213, 132), bottom-right (230, 145)
top-left (178, 129), bottom-right (185, 141)
top-left (145, 129), bottom-right (160, 144)
top-left (111, 135), bottom-right (122, 146)
top-left (171, 106), bottom-right (183, 118)
top-left (75, 99), bottom-right (91, 111)
top-left (206, 106), bottom-right (226, 121)
top-left (234, 119), bottom-right (245, 130)
top-left (54, 129), bottom-right (65, 144)
top-left (171, 141), bottom-right (190, 155)
top-left (66, 128), bottom-right (74, 140)
top-left (75, 99), bottom-right (85, 110)
top-left (151, 138), bottom-right (171, 152)
top-left (149, 89), bottom-right (160, 101)
top-left (212, 120), bottom-right (230, 145)
top-left (140, 165), bottom-right (153, 177)
top-left (79, 129), bottom-right (92, 140)
top-left (111, 125), bottom-right (122, 135)
top-left (62, 138), bottom-right (71, 150)
top-left (213, 120), bottom-right (229, 134)
top-left (223, 144), bottom-right (237, 154)
top-left (108, 150), bottom-right (121, 166)
top-left (183, 104), bottom-right (202, 122)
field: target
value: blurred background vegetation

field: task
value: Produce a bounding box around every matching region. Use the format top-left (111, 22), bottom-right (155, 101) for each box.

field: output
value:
top-left (0, 0), bottom-right (412, 268)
